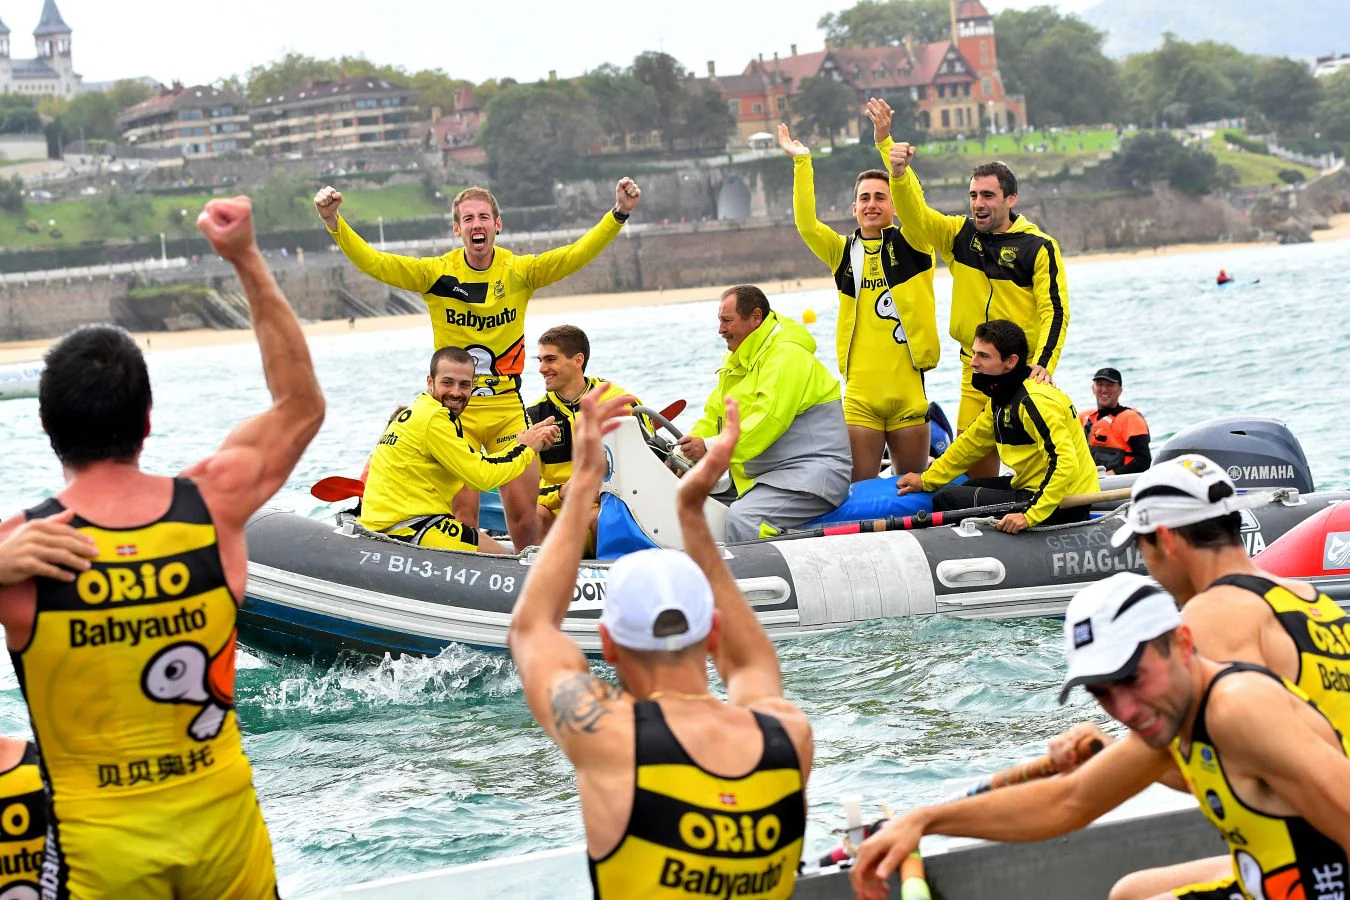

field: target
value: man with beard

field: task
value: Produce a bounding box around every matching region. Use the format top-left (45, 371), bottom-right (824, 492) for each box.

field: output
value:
top-left (850, 572), bottom-right (1350, 900)
top-left (878, 100), bottom-right (1069, 478)
top-left (509, 392), bottom-right (812, 899)
top-left (359, 346), bottom-right (560, 553)
top-left (316, 177), bottom-right (640, 551)
top-left (778, 98), bottom-right (937, 481)
top-left (897, 319), bottom-right (1096, 533)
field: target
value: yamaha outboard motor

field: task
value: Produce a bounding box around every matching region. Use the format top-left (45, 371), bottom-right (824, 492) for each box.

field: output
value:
top-left (1155, 417), bottom-right (1313, 493)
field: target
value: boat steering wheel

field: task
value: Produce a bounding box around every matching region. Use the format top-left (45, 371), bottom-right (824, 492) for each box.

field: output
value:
top-left (631, 405), bottom-right (692, 473)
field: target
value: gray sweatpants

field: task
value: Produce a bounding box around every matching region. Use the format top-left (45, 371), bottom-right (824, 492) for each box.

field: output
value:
top-left (724, 484), bottom-right (838, 543)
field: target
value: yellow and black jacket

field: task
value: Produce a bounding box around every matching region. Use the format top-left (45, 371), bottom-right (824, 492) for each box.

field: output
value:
top-left (588, 700), bottom-right (805, 899)
top-left (1211, 573), bottom-right (1350, 730)
top-left (790, 152), bottom-right (938, 375)
top-left (1171, 663), bottom-right (1350, 900)
top-left (360, 392), bottom-right (536, 532)
top-left (526, 377), bottom-right (639, 511)
top-left (887, 165), bottom-right (1069, 372)
top-left (922, 370), bottom-right (1098, 526)
top-left (330, 212), bottom-right (624, 396)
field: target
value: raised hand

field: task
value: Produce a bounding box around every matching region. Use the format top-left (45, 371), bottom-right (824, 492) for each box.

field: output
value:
top-left (866, 98), bottom-right (893, 143)
top-left (197, 196), bottom-right (258, 262)
top-left (314, 185), bottom-right (343, 229)
top-left (0, 509), bottom-right (97, 585)
top-left (615, 177), bottom-right (642, 215)
top-left (678, 397), bottom-right (738, 506)
top-left (888, 141), bottom-right (916, 177)
top-left (570, 392), bottom-right (638, 492)
top-left (777, 122), bottom-right (810, 158)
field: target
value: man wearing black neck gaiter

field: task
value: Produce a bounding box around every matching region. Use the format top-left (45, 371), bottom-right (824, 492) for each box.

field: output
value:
top-left (897, 320), bottom-right (1099, 532)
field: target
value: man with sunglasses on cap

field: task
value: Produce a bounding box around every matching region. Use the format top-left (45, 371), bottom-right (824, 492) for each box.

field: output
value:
top-left (850, 571), bottom-right (1350, 900)
top-left (1079, 367), bottom-right (1151, 476)
top-left (508, 392), bottom-right (813, 899)
top-left (1042, 453), bottom-right (1350, 896)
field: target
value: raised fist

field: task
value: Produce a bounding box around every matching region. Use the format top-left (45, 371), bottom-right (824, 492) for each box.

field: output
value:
top-left (888, 142), bottom-right (916, 177)
top-left (197, 197), bottom-right (257, 262)
top-left (314, 185), bottom-right (343, 229)
top-left (615, 177), bottom-right (641, 215)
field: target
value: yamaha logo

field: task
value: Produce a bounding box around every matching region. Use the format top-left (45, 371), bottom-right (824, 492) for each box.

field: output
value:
top-left (1227, 465), bottom-right (1243, 481)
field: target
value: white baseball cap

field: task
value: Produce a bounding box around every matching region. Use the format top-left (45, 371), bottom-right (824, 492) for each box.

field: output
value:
top-left (600, 548), bottom-right (714, 652)
top-left (1110, 454), bottom-right (1268, 550)
top-left (1058, 572), bottom-right (1182, 703)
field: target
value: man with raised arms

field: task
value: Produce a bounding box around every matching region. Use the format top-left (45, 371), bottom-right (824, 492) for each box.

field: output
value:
top-left (1043, 454), bottom-right (1350, 897)
top-left (873, 98), bottom-right (1069, 478)
top-left (779, 96), bottom-right (937, 480)
top-left (0, 196), bottom-right (325, 897)
top-left (851, 571), bottom-right (1350, 900)
top-left (509, 392), bottom-right (813, 899)
top-left (315, 176), bottom-right (641, 551)
top-left (359, 346), bottom-right (560, 554)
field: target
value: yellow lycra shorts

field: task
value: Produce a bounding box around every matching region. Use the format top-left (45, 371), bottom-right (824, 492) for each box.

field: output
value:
top-left (538, 485), bottom-right (564, 514)
top-left (958, 353), bottom-right (990, 432)
top-left (843, 366), bottom-right (928, 432)
top-left (49, 765), bottom-right (277, 899)
top-left (386, 514), bottom-right (481, 551)
top-left (1173, 876), bottom-right (1241, 899)
top-left (459, 391), bottom-right (528, 452)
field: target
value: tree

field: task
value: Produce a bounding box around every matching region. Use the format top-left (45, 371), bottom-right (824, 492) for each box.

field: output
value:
top-left (108, 79), bottom-right (154, 112)
top-left (481, 80), bottom-right (599, 205)
top-left (61, 93), bottom-right (122, 144)
top-left (581, 64), bottom-right (658, 151)
top-left (1249, 57), bottom-right (1320, 133)
top-left (1122, 34), bottom-right (1251, 127)
top-left (792, 76), bottom-right (856, 149)
top-left (0, 175), bottom-right (24, 213)
top-left (1108, 132), bottom-right (1220, 196)
top-left (409, 69), bottom-right (468, 115)
top-left (1314, 70), bottom-right (1350, 143)
top-left (817, 0), bottom-right (950, 47)
top-left (631, 52), bottom-right (688, 150)
top-left (85, 184), bottom-right (152, 227)
top-left (995, 7), bottom-right (1123, 126)
top-left (251, 167), bottom-right (314, 232)
top-left (680, 87), bottom-right (735, 151)
top-left (0, 95), bottom-right (40, 134)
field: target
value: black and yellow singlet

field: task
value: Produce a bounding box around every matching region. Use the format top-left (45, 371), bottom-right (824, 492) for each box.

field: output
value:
top-left (1171, 663), bottom-right (1349, 900)
top-left (525, 377), bottom-right (637, 512)
top-left (1212, 573), bottom-right (1350, 729)
top-left (0, 742), bottom-right (44, 894)
top-left (15, 479), bottom-right (246, 806)
top-left (589, 700), bottom-right (805, 899)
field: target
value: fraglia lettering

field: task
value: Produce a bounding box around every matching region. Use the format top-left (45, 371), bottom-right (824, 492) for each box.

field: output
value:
top-left (76, 562), bottom-right (190, 605)
top-left (444, 308), bottom-right (518, 330)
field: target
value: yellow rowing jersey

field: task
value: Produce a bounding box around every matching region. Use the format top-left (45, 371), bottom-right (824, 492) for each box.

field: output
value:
top-left (791, 151), bottom-right (938, 379)
top-left (588, 700), bottom-right (805, 899)
top-left (1212, 573), bottom-right (1350, 729)
top-left (1171, 663), bottom-right (1350, 900)
top-left (525, 377), bottom-right (638, 511)
top-left (360, 391), bottom-right (536, 532)
top-left (330, 212), bottom-right (625, 395)
top-left (0, 741), bottom-right (44, 893)
top-left (15, 480), bottom-right (249, 810)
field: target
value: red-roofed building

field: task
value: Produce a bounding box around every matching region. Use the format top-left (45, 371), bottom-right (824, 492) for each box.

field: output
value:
top-left (250, 75), bottom-right (418, 158)
top-left (117, 82), bottom-right (250, 157)
top-left (425, 85), bottom-right (485, 166)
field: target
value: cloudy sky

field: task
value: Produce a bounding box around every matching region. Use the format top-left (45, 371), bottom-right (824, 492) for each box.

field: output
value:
top-left (26, 0), bottom-right (1096, 90)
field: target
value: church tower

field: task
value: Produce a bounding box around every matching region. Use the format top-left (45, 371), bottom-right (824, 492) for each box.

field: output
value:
top-left (954, 0), bottom-right (997, 76)
top-left (0, 16), bottom-right (12, 93)
top-left (33, 0), bottom-right (74, 95)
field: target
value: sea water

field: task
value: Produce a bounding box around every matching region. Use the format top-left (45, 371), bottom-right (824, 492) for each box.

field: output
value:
top-left (0, 239), bottom-right (1346, 896)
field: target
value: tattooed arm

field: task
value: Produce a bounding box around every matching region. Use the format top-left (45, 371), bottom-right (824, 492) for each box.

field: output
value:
top-left (509, 390), bottom-right (636, 749)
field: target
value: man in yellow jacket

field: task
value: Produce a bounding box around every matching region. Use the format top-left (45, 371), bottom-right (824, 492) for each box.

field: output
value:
top-left (675, 286), bottom-right (850, 542)
top-left (525, 324), bottom-right (641, 538)
top-left (315, 178), bottom-right (641, 552)
top-left (897, 320), bottom-right (1096, 533)
top-left (779, 106), bottom-right (937, 481)
top-left (361, 347), bottom-right (561, 553)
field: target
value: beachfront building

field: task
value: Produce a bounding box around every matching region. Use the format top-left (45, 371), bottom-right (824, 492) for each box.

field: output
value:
top-left (0, 0), bottom-right (82, 98)
top-left (250, 75), bottom-right (419, 158)
top-left (714, 0), bottom-right (1025, 141)
top-left (117, 83), bottom-right (252, 157)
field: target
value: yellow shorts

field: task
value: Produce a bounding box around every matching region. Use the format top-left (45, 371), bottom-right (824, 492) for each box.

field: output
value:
top-left (1172, 876), bottom-right (1240, 899)
top-left (459, 391), bottom-right (527, 453)
top-left (843, 367), bottom-right (928, 432)
top-left (538, 484), bottom-right (564, 514)
top-left (49, 765), bottom-right (277, 899)
top-left (386, 514), bottom-right (481, 551)
top-left (958, 353), bottom-right (990, 431)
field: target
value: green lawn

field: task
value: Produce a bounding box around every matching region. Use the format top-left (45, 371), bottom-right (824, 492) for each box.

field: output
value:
top-left (918, 128), bottom-right (1127, 158)
top-left (1205, 132), bottom-right (1319, 188)
top-left (332, 182), bottom-right (452, 223)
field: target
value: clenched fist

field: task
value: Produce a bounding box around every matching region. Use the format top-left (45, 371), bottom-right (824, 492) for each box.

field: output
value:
top-left (888, 142), bottom-right (916, 177)
top-left (197, 196), bottom-right (258, 262)
top-left (314, 185), bottom-right (343, 230)
top-left (615, 177), bottom-right (641, 215)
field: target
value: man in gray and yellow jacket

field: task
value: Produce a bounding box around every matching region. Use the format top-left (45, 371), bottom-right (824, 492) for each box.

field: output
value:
top-left (676, 285), bottom-right (851, 542)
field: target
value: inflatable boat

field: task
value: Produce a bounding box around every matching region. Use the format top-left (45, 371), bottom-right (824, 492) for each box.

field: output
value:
top-left (0, 360), bottom-right (41, 401)
top-left (341, 786), bottom-right (1220, 899)
top-left (240, 412), bottom-right (1344, 660)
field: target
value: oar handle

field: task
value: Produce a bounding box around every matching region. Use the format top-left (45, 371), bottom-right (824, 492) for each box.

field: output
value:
top-left (900, 852), bottom-right (931, 900)
top-left (1061, 487), bottom-right (1133, 508)
top-left (966, 733), bottom-right (1105, 797)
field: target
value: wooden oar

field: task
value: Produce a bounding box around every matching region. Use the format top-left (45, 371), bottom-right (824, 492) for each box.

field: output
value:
top-left (310, 476), bottom-right (366, 502)
top-left (957, 731), bottom-right (1105, 798)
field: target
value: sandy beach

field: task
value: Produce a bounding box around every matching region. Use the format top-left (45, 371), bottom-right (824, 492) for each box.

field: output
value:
top-left (0, 214), bottom-right (1345, 365)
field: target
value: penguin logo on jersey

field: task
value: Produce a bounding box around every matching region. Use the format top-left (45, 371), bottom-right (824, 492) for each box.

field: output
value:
top-left (873, 291), bottom-right (907, 345)
top-left (141, 630), bottom-right (237, 742)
